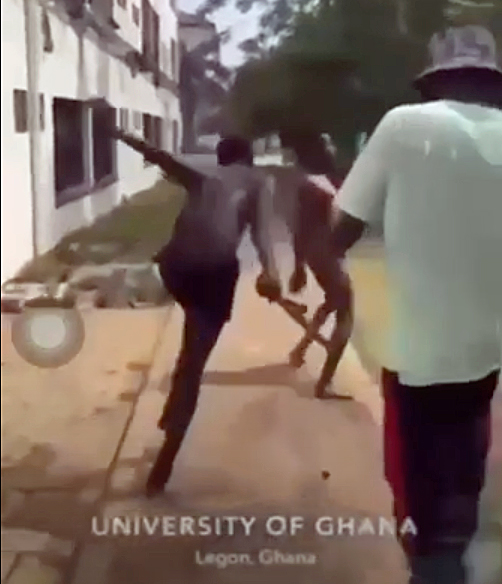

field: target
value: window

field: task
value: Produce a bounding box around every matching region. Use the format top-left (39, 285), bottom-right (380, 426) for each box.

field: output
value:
top-left (53, 98), bottom-right (117, 205)
top-left (14, 90), bottom-right (45, 132)
top-left (53, 98), bottom-right (85, 195)
top-left (13, 89), bottom-right (28, 133)
top-left (154, 116), bottom-right (162, 149)
top-left (161, 42), bottom-right (169, 74)
top-left (152, 11), bottom-right (159, 71)
top-left (92, 104), bottom-right (116, 183)
top-left (172, 119), bottom-right (179, 153)
top-left (170, 39), bottom-right (177, 79)
top-left (143, 113), bottom-right (153, 166)
top-left (132, 4), bottom-right (140, 26)
top-left (142, 114), bottom-right (163, 165)
top-left (117, 0), bottom-right (127, 8)
top-left (39, 94), bottom-right (45, 130)
top-left (141, 0), bottom-right (160, 71)
top-left (119, 108), bottom-right (128, 131)
top-left (133, 110), bottom-right (142, 130)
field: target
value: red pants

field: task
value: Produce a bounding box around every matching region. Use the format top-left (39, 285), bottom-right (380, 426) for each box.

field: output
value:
top-left (382, 368), bottom-right (498, 581)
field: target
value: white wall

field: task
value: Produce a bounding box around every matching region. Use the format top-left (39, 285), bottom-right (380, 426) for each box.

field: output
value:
top-left (113, 0), bottom-right (142, 53)
top-left (1, 0), bottom-right (182, 284)
top-left (1, 0), bottom-right (34, 284)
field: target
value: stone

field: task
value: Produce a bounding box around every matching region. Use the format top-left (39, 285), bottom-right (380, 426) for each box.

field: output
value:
top-left (1, 491), bottom-right (26, 521)
top-left (0, 298), bottom-right (23, 314)
top-left (110, 467), bottom-right (136, 492)
top-left (1, 552), bottom-right (17, 581)
top-left (75, 291), bottom-right (98, 310)
top-left (6, 556), bottom-right (61, 584)
top-left (78, 488), bottom-right (101, 504)
top-left (95, 269), bottom-right (132, 309)
top-left (70, 543), bottom-right (114, 584)
top-left (24, 295), bottom-right (75, 309)
top-left (45, 537), bottom-right (74, 558)
top-left (1, 529), bottom-right (51, 553)
top-left (1, 529), bottom-right (73, 559)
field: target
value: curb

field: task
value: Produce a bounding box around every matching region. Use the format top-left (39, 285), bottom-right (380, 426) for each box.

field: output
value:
top-left (62, 305), bottom-right (174, 584)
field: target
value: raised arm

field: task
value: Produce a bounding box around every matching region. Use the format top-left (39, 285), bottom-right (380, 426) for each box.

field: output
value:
top-left (113, 128), bottom-right (205, 192)
top-left (87, 97), bottom-right (205, 192)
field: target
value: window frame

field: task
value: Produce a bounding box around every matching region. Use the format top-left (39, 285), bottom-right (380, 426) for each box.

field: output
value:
top-left (53, 98), bottom-right (118, 208)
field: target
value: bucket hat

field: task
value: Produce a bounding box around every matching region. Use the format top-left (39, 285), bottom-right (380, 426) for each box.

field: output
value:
top-left (414, 25), bottom-right (502, 87)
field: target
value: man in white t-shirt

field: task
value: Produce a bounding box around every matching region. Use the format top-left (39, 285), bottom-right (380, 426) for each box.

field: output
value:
top-left (331, 25), bottom-right (502, 584)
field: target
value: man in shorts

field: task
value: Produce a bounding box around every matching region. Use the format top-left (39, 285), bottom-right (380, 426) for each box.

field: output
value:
top-left (281, 134), bottom-right (354, 399)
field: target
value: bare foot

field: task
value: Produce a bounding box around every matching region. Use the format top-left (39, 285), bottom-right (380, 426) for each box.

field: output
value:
top-left (288, 348), bottom-right (305, 368)
top-left (315, 385), bottom-right (354, 400)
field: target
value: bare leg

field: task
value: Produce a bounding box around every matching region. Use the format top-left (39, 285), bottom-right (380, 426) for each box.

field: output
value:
top-left (315, 302), bottom-right (354, 399)
top-left (289, 301), bottom-right (332, 367)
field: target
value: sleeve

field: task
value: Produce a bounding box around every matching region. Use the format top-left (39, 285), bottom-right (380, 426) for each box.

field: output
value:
top-left (249, 173), bottom-right (280, 280)
top-left (336, 109), bottom-right (398, 224)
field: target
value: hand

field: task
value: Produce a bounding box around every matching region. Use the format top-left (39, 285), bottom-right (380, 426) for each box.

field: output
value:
top-left (256, 272), bottom-right (281, 302)
top-left (289, 266), bottom-right (307, 294)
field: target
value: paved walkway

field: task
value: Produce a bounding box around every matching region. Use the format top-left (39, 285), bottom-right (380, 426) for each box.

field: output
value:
top-left (2, 264), bottom-right (501, 583)
top-left (1, 307), bottom-right (171, 583)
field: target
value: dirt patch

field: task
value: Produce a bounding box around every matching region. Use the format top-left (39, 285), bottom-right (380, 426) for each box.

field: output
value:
top-left (11, 180), bottom-right (186, 284)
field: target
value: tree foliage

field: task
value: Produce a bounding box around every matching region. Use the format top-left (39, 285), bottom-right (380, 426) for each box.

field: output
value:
top-left (179, 33), bottom-right (232, 152)
top-left (211, 0), bottom-right (502, 153)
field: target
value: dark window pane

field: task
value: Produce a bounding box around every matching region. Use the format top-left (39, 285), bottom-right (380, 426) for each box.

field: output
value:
top-left (152, 10), bottom-right (159, 70)
top-left (133, 110), bottom-right (142, 130)
top-left (39, 94), bottom-right (45, 130)
top-left (170, 39), bottom-right (176, 78)
top-left (13, 89), bottom-right (28, 133)
top-left (119, 108), bottom-right (128, 130)
top-left (53, 97), bottom-right (85, 194)
top-left (143, 113), bottom-right (153, 166)
top-left (172, 119), bottom-right (178, 152)
top-left (155, 116), bottom-right (162, 149)
top-left (92, 105), bottom-right (116, 182)
top-left (132, 4), bottom-right (140, 26)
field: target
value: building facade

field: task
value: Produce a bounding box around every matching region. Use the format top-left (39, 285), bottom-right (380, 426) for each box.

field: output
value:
top-left (178, 10), bottom-right (223, 152)
top-left (178, 11), bottom-right (219, 57)
top-left (1, 0), bottom-right (182, 283)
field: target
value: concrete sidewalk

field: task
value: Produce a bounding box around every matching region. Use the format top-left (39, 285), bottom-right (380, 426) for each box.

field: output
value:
top-left (3, 264), bottom-right (500, 583)
top-left (64, 269), bottom-right (408, 584)
top-left (1, 307), bottom-right (172, 583)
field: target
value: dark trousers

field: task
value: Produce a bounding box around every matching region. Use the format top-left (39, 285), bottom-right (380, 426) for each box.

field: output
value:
top-left (159, 306), bottom-right (226, 434)
top-left (147, 259), bottom-right (239, 491)
top-left (147, 307), bottom-right (226, 489)
top-left (382, 368), bottom-right (499, 584)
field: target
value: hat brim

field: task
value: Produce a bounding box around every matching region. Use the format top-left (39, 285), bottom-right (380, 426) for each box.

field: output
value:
top-left (413, 63), bottom-right (502, 88)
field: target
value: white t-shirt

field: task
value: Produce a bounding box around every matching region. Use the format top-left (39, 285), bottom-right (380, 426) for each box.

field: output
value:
top-left (337, 100), bottom-right (502, 386)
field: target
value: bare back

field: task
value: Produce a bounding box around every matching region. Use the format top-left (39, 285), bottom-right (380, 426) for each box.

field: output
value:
top-left (272, 168), bottom-right (350, 306)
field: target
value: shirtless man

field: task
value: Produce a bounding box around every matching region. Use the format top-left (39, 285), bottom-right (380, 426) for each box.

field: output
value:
top-left (262, 135), bottom-right (354, 399)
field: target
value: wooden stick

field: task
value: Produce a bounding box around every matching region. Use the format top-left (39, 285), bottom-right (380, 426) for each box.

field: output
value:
top-left (276, 297), bottom-right (330, 350)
